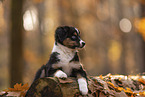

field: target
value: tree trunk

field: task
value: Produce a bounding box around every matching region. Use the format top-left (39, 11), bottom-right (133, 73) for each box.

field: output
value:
top-left (10, 0), bottom-right (24, 87)
top-left (141, 2), bottom-right (145, 72)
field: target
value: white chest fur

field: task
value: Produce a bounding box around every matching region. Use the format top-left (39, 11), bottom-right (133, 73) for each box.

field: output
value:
top-left (52, 43), bottom-right (80, 75)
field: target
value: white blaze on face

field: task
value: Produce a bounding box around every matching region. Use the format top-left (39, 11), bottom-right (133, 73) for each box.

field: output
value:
top-left (80, 40), bottom-right (85, 47)
top-left (75, 28), bottom-right (79, 34)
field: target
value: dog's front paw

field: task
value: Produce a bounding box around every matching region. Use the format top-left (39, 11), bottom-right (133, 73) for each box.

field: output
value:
top-left (78, 78), bottom-right (88, 95)
top-left (54, 70), bottom-right (67, 79)
top-left (79, 84), bottom-right (88, 95)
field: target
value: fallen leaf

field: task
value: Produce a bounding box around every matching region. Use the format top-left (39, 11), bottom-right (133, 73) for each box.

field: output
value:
top-left (99, 75), bottom-right (103, 79)
top-left (139, 91), bottom-right (145, 96)
top-left (8, 83), bottom-right (29, 92)
top-left (22, 83), bottom-right (29, 90)
top-left (115, 87), bottom-right (124, 92)
top-left (107, 82), bottom-right (116, 89)
top-left (58, 78), bottom-right (74, 84)
top-left (138, 79), bottom-right (145, 85)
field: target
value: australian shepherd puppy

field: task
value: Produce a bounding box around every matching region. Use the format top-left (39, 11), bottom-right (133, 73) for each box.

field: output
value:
top-left (34, 26), bottom-right (88, 95)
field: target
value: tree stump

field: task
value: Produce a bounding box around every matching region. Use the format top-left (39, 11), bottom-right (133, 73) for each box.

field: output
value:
top-left (25, 77), bottom-right (80, 97)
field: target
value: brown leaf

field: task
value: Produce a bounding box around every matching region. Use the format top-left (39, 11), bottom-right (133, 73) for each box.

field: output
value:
top-left (58, 78), bottom-right (74, 84)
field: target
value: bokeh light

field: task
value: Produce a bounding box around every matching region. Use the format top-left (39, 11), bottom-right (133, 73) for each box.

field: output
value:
top-left (23, 7), bottom-right (38, 31)
top-left (119, 18), bottom-right (132, 33)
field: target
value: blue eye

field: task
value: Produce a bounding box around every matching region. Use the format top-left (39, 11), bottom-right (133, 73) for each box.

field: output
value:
top-left (71, 36), bottom-right (77, 40)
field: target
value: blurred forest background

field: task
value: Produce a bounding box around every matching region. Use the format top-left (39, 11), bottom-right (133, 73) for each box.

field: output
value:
top-left (0, 0), bottom-right (145, 90)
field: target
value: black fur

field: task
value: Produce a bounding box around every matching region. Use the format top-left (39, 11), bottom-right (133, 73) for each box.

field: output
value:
top-left (34, 65), bottom-right (46, 81)
top-left (70, 52), bottom-right (79, 62)
top-left (55, 26), bottom-right (68, 45)
top-left (45, 52), bottom-right (60, 77)
top-left (47, 52), bottom-right (60, 65)
top-left (70, 67), bottom-right (87, 78)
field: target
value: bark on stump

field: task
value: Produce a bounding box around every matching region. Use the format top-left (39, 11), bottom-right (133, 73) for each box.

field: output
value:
top-left (25, 77), bottom-right (81, 97)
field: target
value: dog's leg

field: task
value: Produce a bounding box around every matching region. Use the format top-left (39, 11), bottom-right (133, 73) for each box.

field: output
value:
top-left (76, 67), bottom-right (88, 95)
top-left (77, 77), bottom-right (88, 95)
top-left (33, 65), bottom-right (46, 81)
top-left (54, 70), bottom-right (67, 79)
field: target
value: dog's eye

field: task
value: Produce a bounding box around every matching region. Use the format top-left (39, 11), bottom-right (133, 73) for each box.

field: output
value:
top-left (71, 36), bottom-right (77, 40)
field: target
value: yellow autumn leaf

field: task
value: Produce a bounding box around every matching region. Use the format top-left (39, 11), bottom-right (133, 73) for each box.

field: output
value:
top-left (99, 75), bottom-right (103, 79)
top-left (123, 88), bottom-right (133, 95)
top-left (116, 87), bottom-right (124, 91)
top-left (107, 82), bottom-right (116, 88)
top-left (126, 87), bottom-right (132, 91)
top-left (139, 91), bottom-right (145, 96)
top-left (138, 79), bottom-right (145, 85)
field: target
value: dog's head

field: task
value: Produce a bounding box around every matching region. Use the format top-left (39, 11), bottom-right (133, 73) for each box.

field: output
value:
top-left (55, 26), bottom-right (85, 49)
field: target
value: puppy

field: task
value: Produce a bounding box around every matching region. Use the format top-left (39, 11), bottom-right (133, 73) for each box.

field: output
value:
top-left (34, 26), bottom-right (88, 95)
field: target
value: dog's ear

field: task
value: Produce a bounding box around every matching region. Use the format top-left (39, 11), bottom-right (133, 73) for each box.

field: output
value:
top-left (55, 26), bottom-right (69, 45)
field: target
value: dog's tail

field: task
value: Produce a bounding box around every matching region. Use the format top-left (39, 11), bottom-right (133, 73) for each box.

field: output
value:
top-left (33, 65), bottom-right (46, 82)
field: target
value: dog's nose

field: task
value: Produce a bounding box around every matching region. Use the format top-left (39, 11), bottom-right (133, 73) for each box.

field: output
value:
top-left (82, 42), bottom-right (85, 47)
top-left (80, 40), bottom-right (85, 48)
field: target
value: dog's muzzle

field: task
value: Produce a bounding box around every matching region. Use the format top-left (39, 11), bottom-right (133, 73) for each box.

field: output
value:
top-left (80, 40), bottom-right (85, 48)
